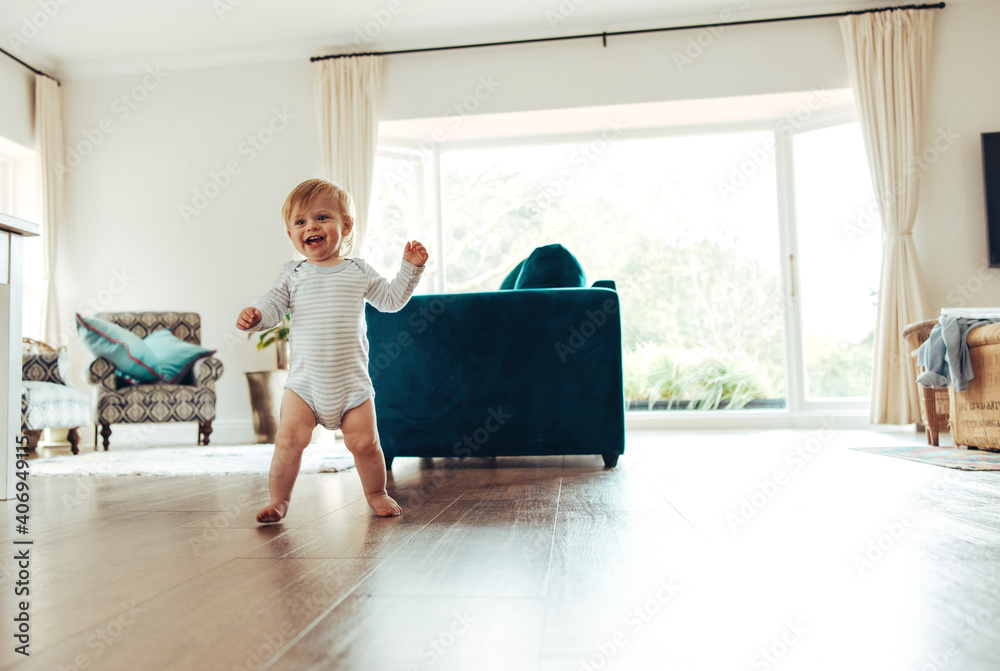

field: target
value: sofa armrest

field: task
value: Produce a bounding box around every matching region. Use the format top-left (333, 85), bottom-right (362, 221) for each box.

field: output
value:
top-left (966, 323), bottom-right (1000, 349)
top-left (89, 357), bottom-right (118, 393)
top-left (22, 351), bottom-right (68, 385)
top-left (193, 357), bottom-right (224, 392)
top-left (592, 280), bottom-right (616, 291)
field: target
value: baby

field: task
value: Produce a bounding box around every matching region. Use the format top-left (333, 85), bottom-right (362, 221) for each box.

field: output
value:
top-left (237, 178), bottom-right (428, 521)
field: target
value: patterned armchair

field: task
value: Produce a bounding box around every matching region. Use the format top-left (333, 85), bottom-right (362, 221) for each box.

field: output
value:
top-left (22, 347), bottom-right (91, 454)
top-left (90, 312), bottom-right (224, 450)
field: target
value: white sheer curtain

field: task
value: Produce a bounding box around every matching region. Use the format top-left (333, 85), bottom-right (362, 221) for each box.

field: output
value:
top-left (841, 9), bottom-right (934, 425)
top-left (313, 56), bottom-right (383, 255)
top-left (35, 75), bottom-right (64, 347)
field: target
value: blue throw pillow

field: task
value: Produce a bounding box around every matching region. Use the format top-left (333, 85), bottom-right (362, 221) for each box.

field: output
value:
top-left (498, 259), bottom-right (525, 290)
top-left (76, 314), bottom-right (160, 383)
top-left (144, 329), bottom-right (216, 384)
top-left (513, 244), bottom-right (586, 289)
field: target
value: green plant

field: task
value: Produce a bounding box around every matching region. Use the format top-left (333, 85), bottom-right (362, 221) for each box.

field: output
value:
top-left (681, 355), bottom-right (765, 410)
top-left (254, 312), bottom-right (290, 352)
top-left (624, 343), bottom-right (684, 408)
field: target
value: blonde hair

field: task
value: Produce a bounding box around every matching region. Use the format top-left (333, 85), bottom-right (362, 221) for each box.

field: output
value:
top-left (281, 178), bottom-right (356, 256)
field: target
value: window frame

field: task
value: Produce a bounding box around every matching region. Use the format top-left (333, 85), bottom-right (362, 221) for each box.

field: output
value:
top-left (374, 101), bottom-right (875, 427)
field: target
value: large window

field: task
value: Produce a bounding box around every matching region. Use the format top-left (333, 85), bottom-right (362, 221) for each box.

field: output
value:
top-left (0, 136), bottom-right (40, 340)
top-left (370, 100), bottom-right (881, 414)
top-left (438, 132), bottom-right (785, 410)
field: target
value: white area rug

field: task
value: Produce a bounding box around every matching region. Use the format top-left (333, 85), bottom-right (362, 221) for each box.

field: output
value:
top-left (29, 444), bottom-right (356, 477)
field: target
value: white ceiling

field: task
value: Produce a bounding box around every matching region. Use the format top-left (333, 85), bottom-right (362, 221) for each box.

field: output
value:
top-left (0, 0), bottom-right (926, 76)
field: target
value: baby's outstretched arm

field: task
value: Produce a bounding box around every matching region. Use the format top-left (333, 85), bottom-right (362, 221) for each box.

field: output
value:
top-left (236, 307), bottom-right (262, 330)
top-left (364, 242), bottom-right (427, 312)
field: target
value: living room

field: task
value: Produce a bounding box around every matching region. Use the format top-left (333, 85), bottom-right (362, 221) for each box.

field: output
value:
top-left (3, 0), bottom-right (1000, 669)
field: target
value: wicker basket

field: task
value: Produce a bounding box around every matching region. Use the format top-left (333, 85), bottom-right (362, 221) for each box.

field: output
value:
top-left (901, 320), bottom-right (951, 446)
top-left (949, 323), bottom-right (1000, 452)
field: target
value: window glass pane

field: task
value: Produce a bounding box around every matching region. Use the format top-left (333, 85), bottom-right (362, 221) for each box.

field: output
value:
top-left (367, 151), bottom-right (437, 294)
top-left (793, 122), bottom-right (881, 399)
top-left (0, 142), bottom-right (42, 341)
top-left (440, 131), bottom-right (785, 409)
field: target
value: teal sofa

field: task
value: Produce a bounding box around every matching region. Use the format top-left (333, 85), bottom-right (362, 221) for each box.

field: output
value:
top-left (365, 281), bottom-right (625, 469)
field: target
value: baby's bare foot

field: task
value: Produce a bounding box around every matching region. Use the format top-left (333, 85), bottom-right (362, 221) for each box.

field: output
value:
top-left (256, 501), bottom-right (288, 524)
top-left (367, 493), bottom-right (402, 517)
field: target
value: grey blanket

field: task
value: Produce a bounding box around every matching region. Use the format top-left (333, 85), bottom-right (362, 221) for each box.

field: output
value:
top-left (916, 316), bottom-right (1000, 391)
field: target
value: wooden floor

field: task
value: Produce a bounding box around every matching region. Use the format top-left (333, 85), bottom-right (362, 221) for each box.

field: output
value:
top-left (3, 429), bottom-right (1000, 670)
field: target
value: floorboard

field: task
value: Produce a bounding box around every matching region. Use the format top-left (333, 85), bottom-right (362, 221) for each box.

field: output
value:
top-left (4, 428), bottom-right (1000, 671)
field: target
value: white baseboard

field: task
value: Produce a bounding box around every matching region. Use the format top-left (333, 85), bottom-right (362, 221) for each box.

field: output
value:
top-left (76, 420), bottom-right (341, 450)
top-left (79, 420), bottom-right (257, 449)
top-left (625, 409), bottom-right (891, 431)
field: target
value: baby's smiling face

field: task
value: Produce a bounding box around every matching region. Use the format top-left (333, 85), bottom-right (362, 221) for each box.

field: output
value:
top-left (286, 194), bottom-right (353, 266)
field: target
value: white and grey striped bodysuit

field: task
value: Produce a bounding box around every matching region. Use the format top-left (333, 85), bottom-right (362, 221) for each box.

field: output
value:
top-left (249, 257), bottom-right (424, 430)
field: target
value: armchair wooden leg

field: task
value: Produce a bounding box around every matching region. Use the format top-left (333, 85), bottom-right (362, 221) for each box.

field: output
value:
top-left (100, 423), bottom-right (112, 451)
top-left (24, 430), bottom-right (42, 450)
top-left (199, 421), bottom-right (213, 446)
top-left (68, 428), bottom-right (81, 455)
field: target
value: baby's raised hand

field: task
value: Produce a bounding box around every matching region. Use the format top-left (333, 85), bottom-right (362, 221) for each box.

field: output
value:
top-left (403, 240), bottom-right (429, 267)
top-left (237, 307), bottom-right (261, 330)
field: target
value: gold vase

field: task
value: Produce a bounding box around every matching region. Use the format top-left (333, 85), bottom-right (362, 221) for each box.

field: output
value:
top-left (246, 370), bottom-right (290, 443)
top-left (276, 340), bottom-right (290, 370)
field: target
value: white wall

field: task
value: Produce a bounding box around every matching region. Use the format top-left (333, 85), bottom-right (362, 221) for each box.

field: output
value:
top-left (58, 59), bottom-right (320, 443)
top-left (0, 57), bottom-right (34, 150)
top-left (918, 2), bottom-right (1000, 312)
top-left (52, 0), bottom-right (1000, 442)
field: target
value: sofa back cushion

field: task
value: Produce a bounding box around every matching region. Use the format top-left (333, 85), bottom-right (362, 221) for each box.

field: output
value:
top-left (77, 314), bottom-right (161, 383)
top-left (144, 329), bottom-right (216, 384)
top-left (498, 259), bottom-right (525, 290)
top-left (513, 244), bottom-right (586, 289)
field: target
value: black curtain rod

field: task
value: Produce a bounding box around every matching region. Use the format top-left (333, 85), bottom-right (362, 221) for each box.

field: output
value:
top-left (311, 2), bottom-right (944, 61)
top-left (0, 46), bottom-right (60, 85)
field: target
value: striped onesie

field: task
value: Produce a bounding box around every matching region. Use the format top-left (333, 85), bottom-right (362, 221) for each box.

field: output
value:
top-left (249, 257), bottom-right (424, 430)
